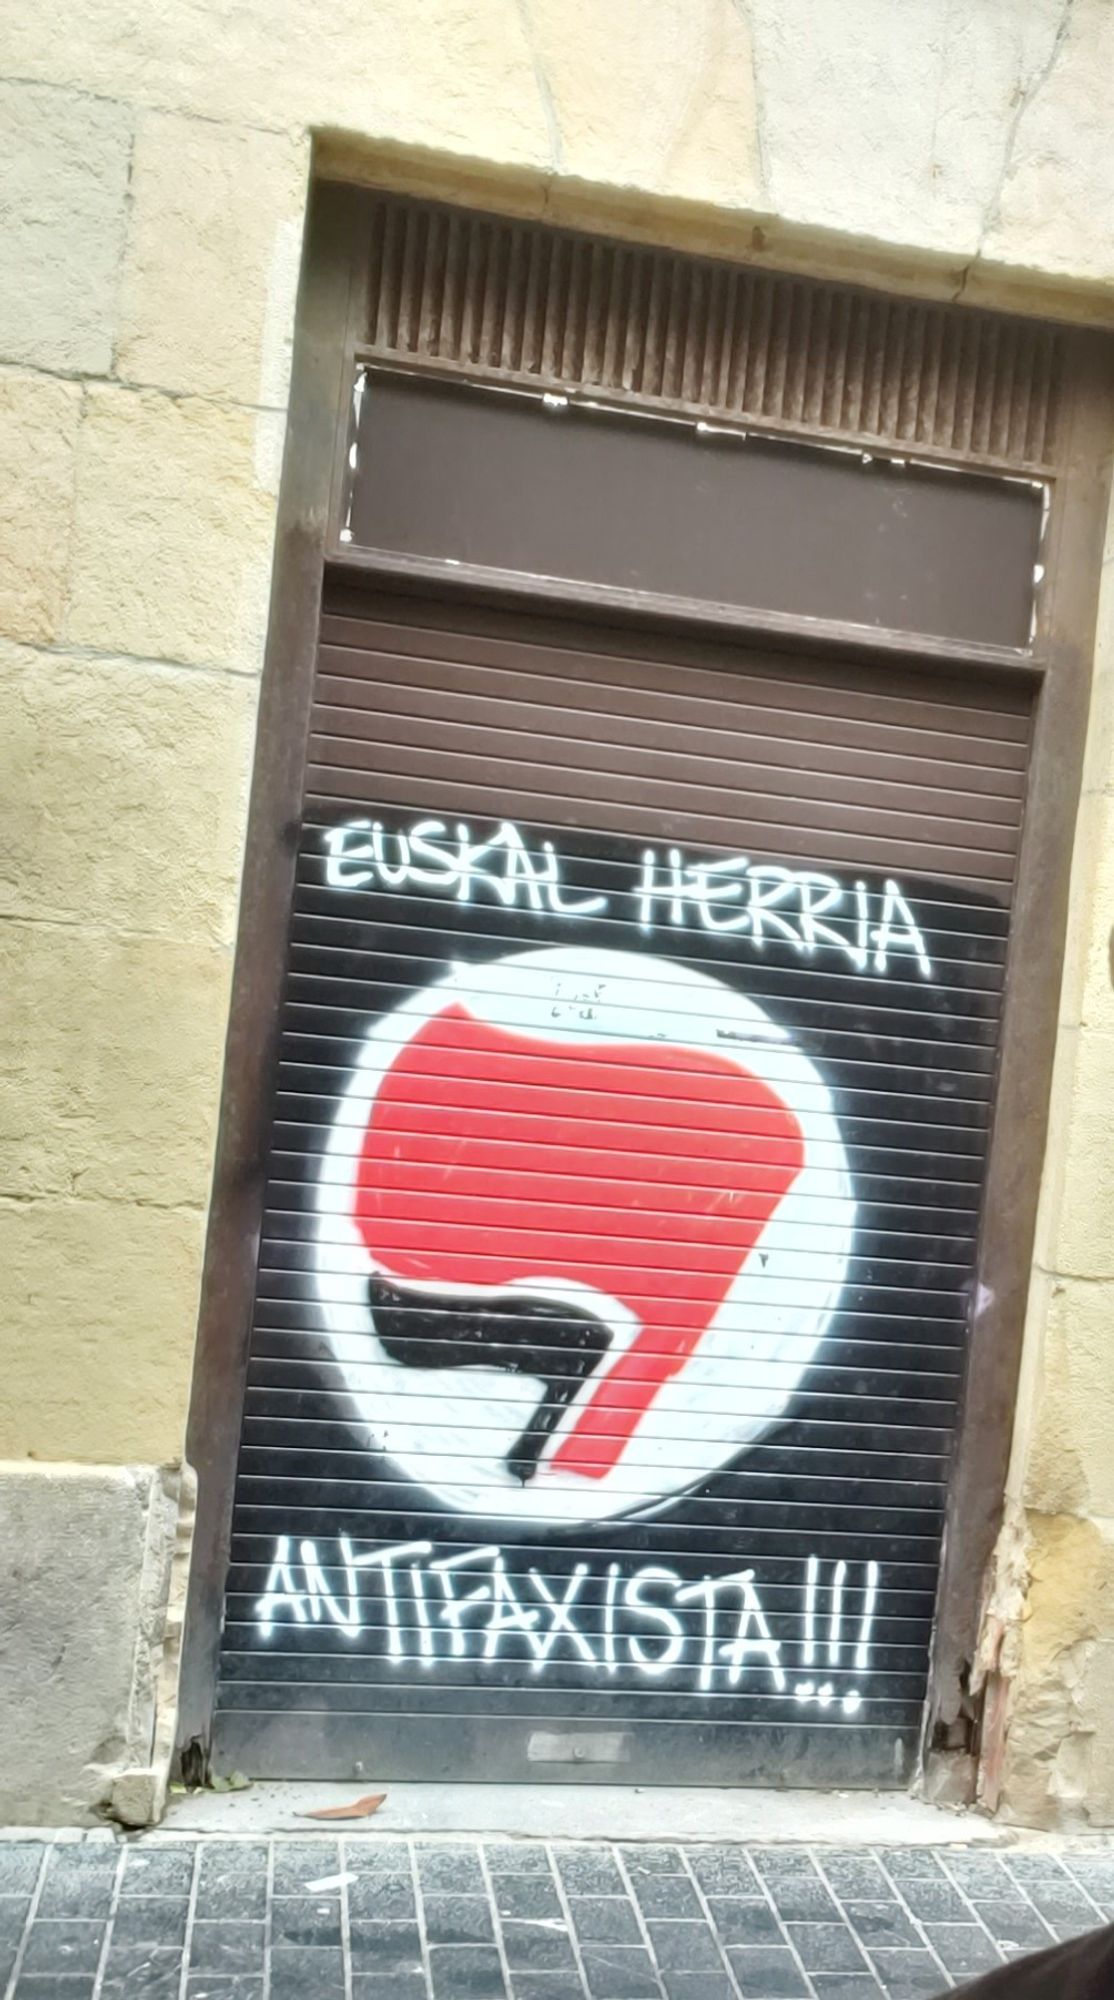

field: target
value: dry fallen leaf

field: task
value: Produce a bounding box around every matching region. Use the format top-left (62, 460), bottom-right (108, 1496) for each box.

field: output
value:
top-left (297, 1792), bottom-right (387, 1821)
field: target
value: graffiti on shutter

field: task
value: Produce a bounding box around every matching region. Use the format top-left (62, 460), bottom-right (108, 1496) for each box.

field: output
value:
top-left (220, 803), bottom-right (1007, 1766)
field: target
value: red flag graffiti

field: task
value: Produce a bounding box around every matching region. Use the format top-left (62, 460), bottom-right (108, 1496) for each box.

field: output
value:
top-left (351, 1003), bottom-right (805, 1478)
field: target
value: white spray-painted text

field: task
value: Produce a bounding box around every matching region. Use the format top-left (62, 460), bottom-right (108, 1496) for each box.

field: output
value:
top-left (323, 817), bottom-right (933, 978)
top-left (255, 1539), bottom-right (880, 1715)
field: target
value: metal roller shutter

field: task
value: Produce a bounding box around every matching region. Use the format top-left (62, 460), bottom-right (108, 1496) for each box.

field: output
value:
top-left (212, 587), bottom-right (1030, 1788)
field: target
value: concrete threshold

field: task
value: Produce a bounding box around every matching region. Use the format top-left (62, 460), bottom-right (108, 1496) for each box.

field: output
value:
top-left (159, 1780), bottom-right (1023, 1845)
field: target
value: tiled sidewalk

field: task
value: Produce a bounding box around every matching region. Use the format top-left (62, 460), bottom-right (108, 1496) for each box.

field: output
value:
top-left (2, 1836), bottom-right (1113, 2000)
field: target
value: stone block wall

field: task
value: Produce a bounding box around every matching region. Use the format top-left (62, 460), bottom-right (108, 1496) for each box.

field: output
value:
top-left (1, 0), bottom-right (1113, 1823)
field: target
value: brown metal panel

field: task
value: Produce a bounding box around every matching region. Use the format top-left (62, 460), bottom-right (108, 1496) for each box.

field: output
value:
top-left (343, 376), bottom-right (1043, 650)
top-left (299, 603), bottom-right (1028, 890)
top-left (312, 671), bottom-right (1029, 800)
top-left (318, 605), bottom-right (1034, 739)
top-left (174, 181), bottom-right (366, 1772)
top-left (358, 191), bottom-right (1064, 473)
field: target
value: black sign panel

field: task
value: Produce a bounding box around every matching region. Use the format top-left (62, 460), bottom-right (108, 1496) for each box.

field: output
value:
top-left (214, 802), bottom-right (1010, 1785)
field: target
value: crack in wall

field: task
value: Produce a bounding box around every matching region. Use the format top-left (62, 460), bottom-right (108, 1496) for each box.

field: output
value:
top-left (513, 0), bottom-right (564, 175)
top-left (978, 0), bottom-right (1076, 258)
top-left (733, 0), bottom-right (769, 204)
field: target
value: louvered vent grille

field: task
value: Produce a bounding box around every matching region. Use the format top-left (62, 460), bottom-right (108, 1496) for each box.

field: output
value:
top-left (362, 194), bottom-right (1063, 470)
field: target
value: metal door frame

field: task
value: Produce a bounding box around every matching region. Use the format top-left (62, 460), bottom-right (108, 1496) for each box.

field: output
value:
top-left (176, 177), bottom-right (1114, 1791)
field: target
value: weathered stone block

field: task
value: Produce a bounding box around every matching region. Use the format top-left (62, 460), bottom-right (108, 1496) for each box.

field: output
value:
top-left (0, 1463), bottom-right (186, 1825)
top-left (999, 1510), bottom-right (1114, 1828)
top-left (0, 925), bottom-right (231, 1207)
top-left (65, 385), bottom-right (277, 672)
top-left (0, 0), bottom-right (551, 158)
top-left (1080, 557), bottom-right (1114, 798)
top-left (0, 82), bottom-right (131, 374)
top-left (983, 0), bottom-right (1114, 287)
top-left (522, 0), bottom-right (761, 206)
top-left (119, 115), bottom-right (308, 406)
top-left (0, 373), bottom-right (80, 644)
top-left (0, 640), bottom-right (257, 941)
top-left (1078, 790), bottom-right (1114, 1035)
top-left (748, 0), bottom-right (1065, 258)
top-left (1022, 1277), bottom-right (1114, 1520)
top-left (1040, 1028), bottom-right (1114, 1280)
top-left (0, 1196), bottom-right (205, 1463)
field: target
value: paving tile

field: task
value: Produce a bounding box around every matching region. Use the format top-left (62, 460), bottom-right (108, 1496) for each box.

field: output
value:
top-left (494, 1874), bottom-right (563, 1921)
top-left (194, 1845), bottom-right (268, 1922)
top-left (704, 1896), bottom-right (782, 1945)
top-left (349, 1870), bottom-right (417, 1919)
top-left (941, 1854), bottom-right (1013, 1897)
top-left (12, 1979), bottom-right (96, 1999)
top-left (187, 1920), bottom-right (265, 1974)
top-left (0, 1896), bottom-right (30, 1943)
top-left (271, 1841), bottom-right (342, 1895)
top-left (868, 1949), bottom-right (945, 1999)
top-left (1064, 1856), bottom-right (1114, 1899)
top-left (920, 1923), bottom-right (1002, 1977)
top-left (628, 1872), bottom-right (702, 1920)
top-left (121, 1847), bottom-right (197, 1898)
top-left (686, 1848), bottom-right (759, 1897)
top-left (569, 1896), bottom-right (643, 1946)
top-left (889, 1877), bottom-right (968, 1923)
top-left (810, 1978), bottom-right (886, 2000)
top-left (0, 1848), bottom-right (46, 1896)
top-left (485, 1844), bottom-right (554, 1876)
top-left (110, 1895), bottom-right (189, 1944)
top-left (500, 1919), bottom-right (577, 1971)
top-left (621, 1848), bottom-right (683, 1875)
top-left (579, 1944), bottom-right (660, 1999)
top-left (423, 1893), bottom-right (496, 1946)
top-left (821, 1857), bottom-right (895, 1901)
top-left (724, 1944), bottom-right (810, 1997)
top-left (345, 1841), bottom-right (413, 1873)
top-left (36, 1848), bottom-right (117, 1917)
top-left (21, 1918), bottom-right (106, 1974)
top-left (1002, 1853), bottom-right (1071, 1885)
top-left (511, 1976), bottom-right (587, 2000)
top-left (843, 1902), bottom-right (921, 1949)
top-left (101, 1943), bottom-right (184, 1997)
top-left (428, 1943), bottom-right (508, 1998)
top-left (969, 1897), bottom-right (1053, 1948)
top-left (270, 1944), bottom-right (347, 2000)
top-left (184, 1978), bottom-right (264, 1999)
top-left (271, 1893), bottom-right (343, 1947)
top-left (751, 1850), bottom-right (817, 1879)
top-left (558, 1849), bottom-right (626, 1898)
top-left (105, 1937), bottom-right (186, 1973)
top-left (1018, 1879), bottom-right (1103, 1937)
top-left (348, 1918), bottom-right (424, 1970)
top-left (766, 1877), bottom-right (841, 1922)
top-left (878, 1854), bottom-right (946, 1883)
top-left (660, 1975), bottom-right (734, 2000)
top-left (418, 1847), bottom-right (487, 1897)
top-left (787, 1922), bottom-right (870, 1973)
top-left (351, 1976), bottom-right (429, 2000)
top-left (644, 1918), bottom-right (723, 1971)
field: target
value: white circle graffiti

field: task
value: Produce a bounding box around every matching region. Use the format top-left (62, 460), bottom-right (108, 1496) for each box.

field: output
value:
top-left (314, 946), bottom-right (856, 1524)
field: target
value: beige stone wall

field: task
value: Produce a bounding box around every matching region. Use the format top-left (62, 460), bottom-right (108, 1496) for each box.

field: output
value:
top-left (2, 0), bottom-right (1114, 1821)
